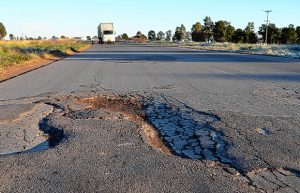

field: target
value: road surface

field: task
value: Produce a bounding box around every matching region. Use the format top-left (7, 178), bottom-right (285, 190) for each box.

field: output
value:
top-left (1, 42), bottom-right (300, 193)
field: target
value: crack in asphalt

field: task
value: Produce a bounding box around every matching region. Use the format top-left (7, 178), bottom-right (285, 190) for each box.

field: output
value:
top-left (143, 96), bottom-right (231, 163)
top-left (1, 91), bottom-right (300, 193)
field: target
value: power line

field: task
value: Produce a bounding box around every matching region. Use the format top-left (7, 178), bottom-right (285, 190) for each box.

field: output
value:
top-left (265, 10), bottom-right (272, 45)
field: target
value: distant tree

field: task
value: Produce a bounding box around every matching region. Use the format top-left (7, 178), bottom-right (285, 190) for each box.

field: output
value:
top-left (20, 37), bottom-right (24, 41)
top-left (166, 30), bottom-right (172, 41)
top-left (52, 36), bottom-right (58, 40)
top-left (157, 31), bottom-right (165, 41)
top-left (121, 33), bottom-right (129, 40)
top-left (232, 28), bottom-right (246, 43)
top-left (186, 32), bottom-right (192, 41)
top-left (0, 22), bottom-right (7, 39)
top-left (93, 36), bottom-right (98, 40)
top-left (174, 26), bottom-right (183, 41)
top-left (191, 22), bottom-right (204, 42)
top-left (43, 37), bottom-right (47, 40)
top-left (203, 16), bottom-right (214, 43)
top-left (86, 36), bottom-right (91, 40)
top-left (280, 25), bottom-right (298, 44)
top-left (296, 26), bottom-right (300, 44)
top-left (180, 24), bottom-right (187, 40)
top-left (213, 20), bottom-right (235, 42)
top-left (244, 22), bottom-right (258, 43)
top-left (148, 30), bottom-right (156, 41)
top-left (9, 33), bottom-right (15, 40)
top-left (226, 24), bottom-right (235, 42)
top-left (134, 31), bottom-right (147, 40)
top-left (213, 20), bottom-right (227, 42)
top-left (29, 37), bottom-right (34, 40)
top-left (258, 23), bottom-right (280, 44)
top-left (37, 36), bottom-right (42, 40)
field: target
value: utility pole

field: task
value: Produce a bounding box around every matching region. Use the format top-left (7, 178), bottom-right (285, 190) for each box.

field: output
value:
top-left (265, 10), bottom-right (272, 45)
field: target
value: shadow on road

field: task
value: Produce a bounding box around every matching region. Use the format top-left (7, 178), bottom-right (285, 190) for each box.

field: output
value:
top-left (65, 50), bottom-right (300, 63)
top-left (171, 73), bottom-right (300, 82)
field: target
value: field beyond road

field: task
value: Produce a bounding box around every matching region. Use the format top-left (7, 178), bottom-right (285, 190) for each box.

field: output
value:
top-left (0, 42), bottom-right (300, 193)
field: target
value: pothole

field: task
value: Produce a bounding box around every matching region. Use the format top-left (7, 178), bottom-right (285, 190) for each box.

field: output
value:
top-left (0, 103), bottom-right (64, 155)
top-left (143, 97), bottom-right (231, 163)
top-left (69, 94), bottom-right (232, 163)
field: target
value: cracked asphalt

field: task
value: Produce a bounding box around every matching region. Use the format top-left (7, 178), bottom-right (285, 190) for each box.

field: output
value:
top-left (0, 42), bottom-right (300, 193)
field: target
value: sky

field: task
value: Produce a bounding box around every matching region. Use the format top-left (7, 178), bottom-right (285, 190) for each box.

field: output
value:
top-left (0, 0), bottom-right (299, 39)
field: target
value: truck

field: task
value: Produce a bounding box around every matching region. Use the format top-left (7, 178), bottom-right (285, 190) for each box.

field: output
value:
top-left (97, 23), bottom-right (116, 44)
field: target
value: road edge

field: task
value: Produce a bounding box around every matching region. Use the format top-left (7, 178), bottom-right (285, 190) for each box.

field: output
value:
top-left (0, 45), bottom-right (92, 83)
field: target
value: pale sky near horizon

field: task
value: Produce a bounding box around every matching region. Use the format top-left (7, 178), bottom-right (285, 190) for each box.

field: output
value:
top-left (0, 0), bottom-right (299, 39)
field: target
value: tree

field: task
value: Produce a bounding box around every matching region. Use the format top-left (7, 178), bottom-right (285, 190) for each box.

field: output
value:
top-left (213, 20), bottom-right (235, 42)
top-left (226, 24), bottom-right (235, 42)
top-left (232, 28), bottom-right (246, 43)
top-left (86, 36), bottom-right (91, 40)
top-left (0, 22), bottom-right (7, 39)
top-left (203, 16), bottom-right (214, 42)
top-left (166, 30), bottom-right (172, 41)
top-left (136, 31), bottom-right (142, 36)
top-left (174, 26), bottom-right (184, 41)
top-left (296, 26), bottom-right (300, 43)
top-left (134, 31), bottom-right (147, 40)
top-left (280, 26), bottom-right (298, 44)
top-left (52, 36), bottom-right (58, 40)
top-left (157, 31), bottom-right (165, 41)
top-left (258, 23), bottom-right (280, 44)
top-left (9, 33), bottom-right (15, 40)
top-left (213, 20), bottom-right (227, 42)
top-left (180, 24), bottom-right (187, 40)
top-left (244, 22), bottom-right (258, 43)
top-left (37, 36), bottom-right (42, 40)
top-left (186, 32), bottom-right (192, 42)
top-left (148, 30), bottom-right (156, 40)
top-left (191, 22), bottom-right (204, 42)
top-left (121, 33), bottom-right (129, 40)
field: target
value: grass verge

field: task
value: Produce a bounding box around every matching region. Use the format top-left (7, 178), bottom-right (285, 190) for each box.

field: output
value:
top-left (157, 41), bottom-right (300, 58)
top-left (0, 39), bottom-right (90, 69)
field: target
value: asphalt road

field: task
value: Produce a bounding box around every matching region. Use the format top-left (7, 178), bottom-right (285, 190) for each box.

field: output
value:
top-left (1, 42), bottom-right (300, 193)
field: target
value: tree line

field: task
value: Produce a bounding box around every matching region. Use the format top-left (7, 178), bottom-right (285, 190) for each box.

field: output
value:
top-left (121, 16), bottom-right (300, 44)
top-left (1, 19), bottom-right (300, 44)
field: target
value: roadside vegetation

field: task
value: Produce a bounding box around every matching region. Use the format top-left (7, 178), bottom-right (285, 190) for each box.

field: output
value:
top-left (0, 39), bottom-right (89, 69)
top-left (117, 16), bottom-right (300, 58)
top-left (162, 41), bottom-right (300, 58)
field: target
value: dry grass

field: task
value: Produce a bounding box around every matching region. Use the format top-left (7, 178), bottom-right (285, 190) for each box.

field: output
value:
top-left (160, 41), bottom-right (300, 58)
top-left (0, 39), bottom-right (89, 69)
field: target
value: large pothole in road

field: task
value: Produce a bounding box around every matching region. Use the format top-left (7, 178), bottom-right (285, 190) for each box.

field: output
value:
top-left (68, 94), bottom-right (231, 163)
top-left (0, 102), bottom-right (64, 155)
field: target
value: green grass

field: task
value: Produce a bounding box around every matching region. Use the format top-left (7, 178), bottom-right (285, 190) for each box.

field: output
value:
top-left (0, 40), bottom-right (88, 68)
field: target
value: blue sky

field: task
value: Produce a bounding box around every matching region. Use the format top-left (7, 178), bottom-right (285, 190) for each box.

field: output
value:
top-left (1, 0), bottom-right (299, 38)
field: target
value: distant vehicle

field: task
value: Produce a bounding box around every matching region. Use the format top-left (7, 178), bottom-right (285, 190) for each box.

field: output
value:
top-left (97, 23), bottom-right (116, 44)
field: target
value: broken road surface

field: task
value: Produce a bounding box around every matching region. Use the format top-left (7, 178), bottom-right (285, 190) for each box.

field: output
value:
top-left (1, 43), bottom-right (300, 193)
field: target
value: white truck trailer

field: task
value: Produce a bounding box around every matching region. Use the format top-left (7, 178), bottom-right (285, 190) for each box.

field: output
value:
top-left (97, 23), bottom-right (116, 44)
